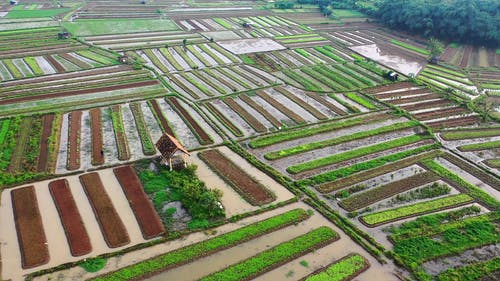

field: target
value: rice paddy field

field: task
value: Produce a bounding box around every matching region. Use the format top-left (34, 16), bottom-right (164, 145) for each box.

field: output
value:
top-left (0, 1), bottom-right (498, 281)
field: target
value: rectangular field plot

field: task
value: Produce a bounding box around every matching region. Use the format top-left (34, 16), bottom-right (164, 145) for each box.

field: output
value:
top-left (364, 83), bottom-right (481, 130)
top-left (170, 65), bottom-right (280, 100)
top-left (417, 64), bottom-right (479, 97)
top-left (85, 31), bottom-right (207, 51)
top-left (0, 169), bottom-right (158, 280)
top-left (140, 43), bottom-right (240, 73)
top-left (0, 66), bottom-right (169, 117)
top-left (217, 38), bottom-right (286, 54)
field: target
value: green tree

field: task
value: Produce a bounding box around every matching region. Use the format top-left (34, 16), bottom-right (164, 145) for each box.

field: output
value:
top-left (427, 37), bottom-right (444, 63)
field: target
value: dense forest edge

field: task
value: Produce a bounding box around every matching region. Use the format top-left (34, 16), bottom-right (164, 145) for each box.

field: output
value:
top-left (293, 0), bottom-right (500, 46)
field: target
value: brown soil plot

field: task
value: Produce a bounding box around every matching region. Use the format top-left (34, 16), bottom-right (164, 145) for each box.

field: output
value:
top-left (199, 149), bottom-right (275, 205)
top-left (167, 97), bottom-right (213, 145)
top-left (79, 172), bottom-right (130, 248)
top-left (37, 114), bottom-right (54, 172)
top-left (49, 179), bottom-right (92, 256)
top-left (11, 186), bottom-right (49, 269)
top-left (90, 108), bottom-right (104, 165)
top-left (113, 166), bottom-right (166, 239)
top-left (67, 111), bottom-right (82, 171)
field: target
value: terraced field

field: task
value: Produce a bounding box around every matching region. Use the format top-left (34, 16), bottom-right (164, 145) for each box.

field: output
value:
top-left (0, 2), bottom-right (498, 281)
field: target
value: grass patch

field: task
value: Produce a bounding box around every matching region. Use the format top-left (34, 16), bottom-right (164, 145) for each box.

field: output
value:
top-left (287, 135), bottom-right (425, 174)
top-left (240, 54), bottom-right (256, 65)
top-left (390, 39), bottom-right (430, 55)
top-left (441, 128), bottom-right (500, 140)
top-left (265, 121), bottom-right (418, 160)
top-left (6, 6), bottom-right (70, 18)
top-left (213, 18), bottom-right (233, 29)
top-left (360, 194), bottom-right (473, 226)
top-left (345, 93), bottom-right (377, 109)
top-left (458, 140), bottom-right (500, 151)
top-left (91, 209), bottom-right (311, 281)
top-left (63, 19), bottom-right (179, 36)
top-left (80, 257), bottom-right (107, 273)
top-left (200, 227), bottom-right (338, 281)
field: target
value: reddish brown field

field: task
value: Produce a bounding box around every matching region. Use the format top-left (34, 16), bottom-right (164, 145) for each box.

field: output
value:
top-left (113, 166), bottom-right (166, 239)
top-left (11, 186), bottom-right (49, 269)
top-left (79, 172), bottom-right (130, 248)
top-left (90, 108), bottom-right (104, 166)
top-left (49, 179), bottom-right (92, 256)
top-left (426, 116), bottom-right (480, 130)
top-left (364, 82), bottom-right (414, 94)
top-left (460, 46), bottom-right (472, 68)
top-left (67, 111), bottom-right (82, 171)
top-left (45, 55), bottom-right (65, 72)
top-left (199, 149), bottom-right (275, 206)
top-left (374, 88), bottom-right (430, 99)
top-left (149, 99), bottom-right (175, 135)
top-left (389, 93), bottom-right (441, 105)
top-left (415, 107), bottom-right (469, 121)
top-left (168, 97), bottom-right (213, 145)
top-left (37, 114), bottom-right (54, 172)
top-left (400, 100), bottom-right (452, 112)
top-left (0, 80), bottom-right (159, 106)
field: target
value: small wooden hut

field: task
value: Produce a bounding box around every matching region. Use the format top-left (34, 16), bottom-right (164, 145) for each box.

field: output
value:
top-left (156, 133), bottom-right (190, 170)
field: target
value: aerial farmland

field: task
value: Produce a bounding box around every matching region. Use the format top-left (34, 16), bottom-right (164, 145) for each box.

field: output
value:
top-left (0, 0), bottom-right (498, 281)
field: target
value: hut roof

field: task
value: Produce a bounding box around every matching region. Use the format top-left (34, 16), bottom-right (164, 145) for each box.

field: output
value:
top-left (156, 133), bottom-right (190, 159)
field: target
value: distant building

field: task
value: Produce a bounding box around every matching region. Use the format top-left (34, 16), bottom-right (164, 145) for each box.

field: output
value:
top-left (58, 32), bottom-right (70, 39)
top-left (156, 133), bottom-right (190, 171)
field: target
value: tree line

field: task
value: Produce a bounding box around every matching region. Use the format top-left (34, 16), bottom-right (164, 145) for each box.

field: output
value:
top-left (303, 0), bottom-right (499, 46)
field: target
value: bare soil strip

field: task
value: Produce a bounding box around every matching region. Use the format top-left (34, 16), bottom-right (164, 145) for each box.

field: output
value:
top-left (305, 92), bottom-right (347, 116)
top-left (167, 97), bottom-right (213, 145)
top-left (37, 114), bottom-right (54, 172)
top-left (113, 166), bottom-right (166, 239)
top-left (67, 111), bottom-right (82, 171)
top-left (426, 116), bottom-right (480, 130)
top-left (44, 55), bottom-right (65, 73)
top-left (275, 87), bottom-right (328, 120)
top-left (48, 179), bottom-right (92, 256)
top-left (224, 97), bottom-right (267, 133)
top-left (239, 94), bottom-right (283, 128)
top-left (256, 90), bottom-right (305, 124)
top-left (79, 172), bottom-right (130, 248)
top-left (11, 186), bottom-right (49, 269)
top-left (89, 108), bottom-right (104, 165)
top-left (199, 149), bottom-right (275, 205)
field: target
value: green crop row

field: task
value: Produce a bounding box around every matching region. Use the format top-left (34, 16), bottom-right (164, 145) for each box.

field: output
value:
top-left (300, 67), bottom-right (345, 91)
top-left (3, 59), bottom-right (23, 79)
top-left (275, 33), bottom-right (319, 40)
top-left (0, 119), bottom-right (11, 145)
top-left (421, 160), bottom-right (500, 209)
top-left (328, 94), bottom-right (360, 113)
top-left (77, 50), bottom-right (117, 65)
top-left (192, 70), bottom-right (227, 94)
top-left (239, 54), bottom-right (256, 65)
top-left (312, 65), bottom-right (355, 90)
top-left (355, 60), bottom-right (386, 77)
top-left (426, 64), bottom-right (466, 78)
top-left (209, 43), bottom-right (239, 63)
top-left (216, 67), bottom-right (251, 88)
top-left (390, 39), bottom-right (430, 55)
top-left (485, 159), bottom-right (500, 167)
top-left (143, 49), bottom-right (169, 72)
top-left (213, 18), bottom-right (233, 29)
top-left (91, 208), bottom-right (311, 281)
top-left (24, 57), bottom-right (44, 76)
top-left (421, 69), bottom-right (473, 85)
top-left (307, 144), bottom-right (440, 185)
top-left (361, 194), bottom-right (473, 226)
top-left (345, 93), bottom-right (377, 110)
top-left (130, 103), bottom-right (155, 155)
top-left (295, 48), bottom-right (309, 58)
top-left (392, 213), bottom-right (499, 267)
top-left (180, 73), bottom-right (213, 96)
top-left (437, 257), bottom-right (500, 281)
top-left (173, 46), bottom-right (198, 69)
top-left (441, 128), bottom-right (500, 140)
top-left (305, 254), bottom-right (369, 281)
top-left (200, 227), bottom-right (338, 281)
top-left (186, 45), bottom-right (211, 67)
top-left (197, 44), bottom-right (225, 65)
top-left (288, 135), bottom-right (425, 174)
top-left (0, 117), bottom-right (21, 171)
top-left (158, 48), bottom-right (183, 71)
top-left (458, 140), bottom-right (500, 151)
top-left (282, 68), bottom-right (322, 91)
top-left (331, 64), bottom-right (375, 86)
top-left (313, 46), bottom-right (345, 63)
top-left (250, 115), bottom-right (376, 148)
top-left (281, 37), bottom-right (326, 44)
top-left (265, 121), bottom-right (418, 160)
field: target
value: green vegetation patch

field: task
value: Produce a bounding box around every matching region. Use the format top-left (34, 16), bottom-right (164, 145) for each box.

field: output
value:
top-left (266, 121), bottom-right (419, 161)
top-left (332, 9), bottom-right (367, 18)
top-left (437, 257), bottom-right (500, 281)
top-left (305, 254), bottom-right (369, 281)
top-left (6, 5), bottom-right (71, 19)
top-left (200, 227), bottom-right (338, 281)
top-left (441, 128), bottom-right (500, 140)
top-left (390, 39), bottom-right (430, 55)
top-left (288, 135), bottom-right (426, 174)
top-left (458, 140), bottom-right (500, 151)
top-left (91, 209), bottom-right (311, 281)
top-left (345, 93), bottom-right (377, 109)
top-left (250, 115), bottom-right (379, 148)
top-left (213, 18), bottom-right (233, 29)
top-left (360, 194), bottom-right (473, 226)
top-left (62, 19), bottom-right (180, 36)
top-left (80, 257), bottom-right (107, 273)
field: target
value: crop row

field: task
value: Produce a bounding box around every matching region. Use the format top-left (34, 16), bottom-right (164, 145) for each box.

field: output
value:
top-left (256, 90), bottom-right (306, 124)
top-left (130, 102), bottom-right (156, 155)
top-left (110, 106), bottom-right (130, 161)
top-left (224, 97), bottom-right (267, 133)
top-left (91, 208), bottom-right (311, 281)
top-left (441, 127), bottom-right (500, 140)
top-left (250, 113), bottom-right (388, 148)
top-left (167, 97), bottom-right (214, 145)
top-left (306, 143), bottom-right (440, 187)
top-left (302, 253), bottom-right (369, 281)
top-left (360, 193), bottom-right (473, 227)
top-left (265, 120), bottom-right (418, 160)
top-left (288, 135), bottom-right (427, 174)
top-left (199, 149), bottom-right (275, 205)
top-left (339, 171), bottom-right (440, 211)
top-left (437, 257), bottom-right (500, 281)
top-left (200, 227), bottom-right (339, 281)
top-left (205, 102), bottom-right (244, 137)
top-left (458, 140), bottom-right (500, 151)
